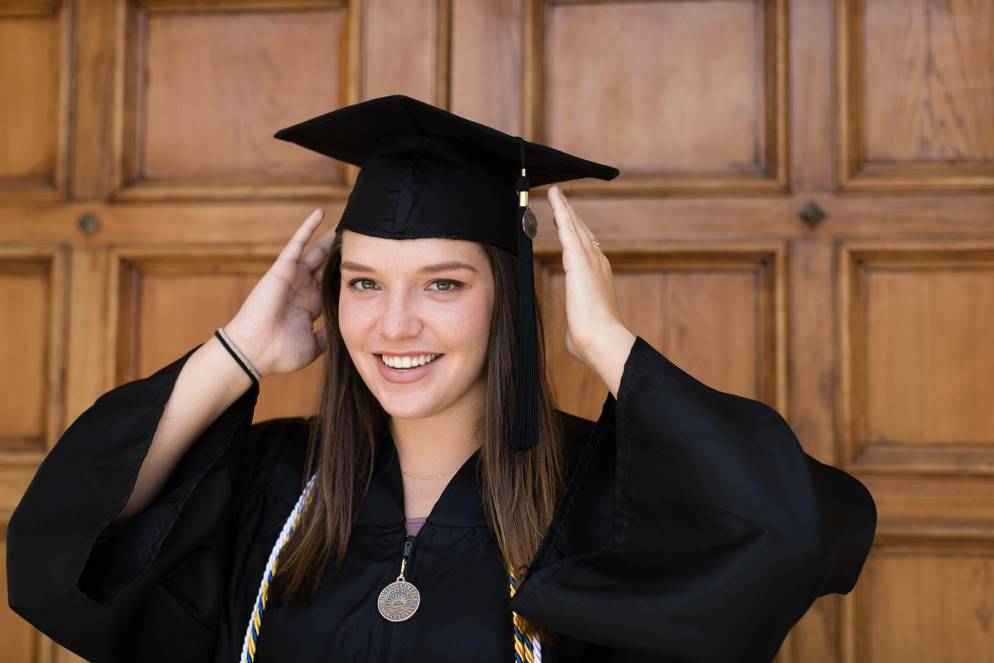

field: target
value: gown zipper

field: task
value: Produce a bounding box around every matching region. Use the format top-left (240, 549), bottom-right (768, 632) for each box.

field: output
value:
top-left (402, 534), bottom-right (415, 569)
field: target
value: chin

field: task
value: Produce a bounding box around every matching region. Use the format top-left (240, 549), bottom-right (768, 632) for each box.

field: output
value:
top-left (351, 351), bottom-right (481, 421)
top-left (374, 393), bottom-right (448, 420)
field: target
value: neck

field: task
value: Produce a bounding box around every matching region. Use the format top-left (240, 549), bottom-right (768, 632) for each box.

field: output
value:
top-left (389, 378), bottom-right (486, 477)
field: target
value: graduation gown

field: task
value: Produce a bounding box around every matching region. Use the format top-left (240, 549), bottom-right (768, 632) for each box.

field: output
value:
top-left (6, 336), bottom-right (876, 663)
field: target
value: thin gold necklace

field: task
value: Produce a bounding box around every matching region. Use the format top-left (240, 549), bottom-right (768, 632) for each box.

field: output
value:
top-left (400, 467), bottom-right (457, 480)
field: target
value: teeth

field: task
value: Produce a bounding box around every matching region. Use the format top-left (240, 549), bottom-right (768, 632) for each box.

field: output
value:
top-left (380, 353), bottom-right (439, 369)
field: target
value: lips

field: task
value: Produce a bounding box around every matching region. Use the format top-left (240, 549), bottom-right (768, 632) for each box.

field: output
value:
top-left (373, 353), bottom-right (444, 384)
top-left (378, 353), bottom-right (441, 369)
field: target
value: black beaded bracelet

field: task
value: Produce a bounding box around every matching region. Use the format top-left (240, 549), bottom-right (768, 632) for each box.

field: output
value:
top-left (214, 327), bottom-right (261, 386)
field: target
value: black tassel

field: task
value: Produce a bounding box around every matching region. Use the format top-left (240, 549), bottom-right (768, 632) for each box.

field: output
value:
top-left (512, 203), bottom-right (539, 452)
top-left (512, 137), bottom-right (538, 452)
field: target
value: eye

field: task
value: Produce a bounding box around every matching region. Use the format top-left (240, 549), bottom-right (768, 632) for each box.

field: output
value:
top-left (428, 279), bottom-right (462, 292)
top-left (348, 278), bottom-right (379, 291)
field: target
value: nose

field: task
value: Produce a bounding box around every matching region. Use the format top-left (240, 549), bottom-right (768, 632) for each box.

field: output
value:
top-left (376, 287), bottom-right (423, 341)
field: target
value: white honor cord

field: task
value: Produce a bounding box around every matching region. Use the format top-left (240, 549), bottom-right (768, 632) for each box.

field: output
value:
top-left (238, 473), bottom-right (316, 663)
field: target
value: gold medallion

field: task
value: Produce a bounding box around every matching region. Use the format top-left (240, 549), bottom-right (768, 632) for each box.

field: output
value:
top-left (377, 579), bottom-right (420, 622)
top-left (522, 207), bottom-right (538, 239)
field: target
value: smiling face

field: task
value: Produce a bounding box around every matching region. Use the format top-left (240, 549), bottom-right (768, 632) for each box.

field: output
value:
top-left (337, 230), bottom-right (495, 421)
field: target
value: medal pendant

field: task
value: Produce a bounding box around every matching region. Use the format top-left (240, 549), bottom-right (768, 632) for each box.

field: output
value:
top-left (380, 534), bottom-right (420, 622)
top-left (521, 207), bottom-right (538, 239)
top-left (377, 579), bottom-right (420, 622)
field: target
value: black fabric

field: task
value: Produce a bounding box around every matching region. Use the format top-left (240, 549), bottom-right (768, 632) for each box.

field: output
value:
top-left (273, 94), bottom-right (619, 184)
top-left (274, 95), bottom-right (619, 256)
top-left (6, 337), bottom-right (876, 663)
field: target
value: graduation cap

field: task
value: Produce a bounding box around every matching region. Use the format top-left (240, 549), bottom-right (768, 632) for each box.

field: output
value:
top-left (274, 94), bottom-right (619, 452)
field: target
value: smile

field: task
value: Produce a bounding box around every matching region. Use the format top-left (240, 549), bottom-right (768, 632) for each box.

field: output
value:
top-left (374, 352), bottom-right (444, 384)
top-left (378, 353), bottom-right (441, 370)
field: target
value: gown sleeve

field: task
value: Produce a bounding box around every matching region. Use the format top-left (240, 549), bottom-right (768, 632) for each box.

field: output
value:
top-left (508, 336), bottom-right (877, 663)
top-left (5, 343), bottom-right (286, 663)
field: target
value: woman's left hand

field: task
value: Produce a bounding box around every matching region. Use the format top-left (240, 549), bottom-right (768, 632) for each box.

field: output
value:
top-left (548, 185), bottom-right (636, 398)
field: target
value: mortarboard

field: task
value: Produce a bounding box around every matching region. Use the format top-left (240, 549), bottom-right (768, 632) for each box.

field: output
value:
top-left (273, 94), bottom-right (619, 452)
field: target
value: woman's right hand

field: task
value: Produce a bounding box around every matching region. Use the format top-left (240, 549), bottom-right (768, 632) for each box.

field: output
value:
top-left (223, 208), bottom-right (335, 377)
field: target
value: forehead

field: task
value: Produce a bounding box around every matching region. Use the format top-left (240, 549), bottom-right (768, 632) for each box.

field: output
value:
top-left (340, 229), bottom-right (488, 267)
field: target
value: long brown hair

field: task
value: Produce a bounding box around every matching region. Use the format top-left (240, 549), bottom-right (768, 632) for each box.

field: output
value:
top-left (268, 229), bottom-right (566, 640)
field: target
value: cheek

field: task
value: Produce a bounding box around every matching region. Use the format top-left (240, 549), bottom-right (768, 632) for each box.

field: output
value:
top-left (436, 291), bottom-right (492, 354)
top-left (337, 296), bottom-right (376, 348)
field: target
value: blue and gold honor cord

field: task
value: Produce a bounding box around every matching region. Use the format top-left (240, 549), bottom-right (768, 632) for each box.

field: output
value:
top-left (239, 473), bottom-right (542, 662)
top-left (508, 568), bottom-right (541, 663)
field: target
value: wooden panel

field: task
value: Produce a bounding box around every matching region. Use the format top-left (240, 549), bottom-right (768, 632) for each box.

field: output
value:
top-left (863, 0), bottom-right (994, 164)
top-left (0, 251), bottom-right (65, 454)
top-left (849, 548), bottom-right (994, 663)
top-left (3, 194), bottom-right (994, 247)
top-left (540, 241), bottom-right (787, 421)
top-left (449, 0), bottom-right (522, 134)
top-left (861, 473), bottom-right (994, 544)
top-left (362, 0), bottom-right (441, 103)
top-left (841, 242), bottom-right (994, 474)
top-left (0, 2), bottom-right (68, 201)
top-left (0, 247), bottom-right (65, 662)
top-left (120, 1), bottom-right (346, 200)
top-left (536, 0), bottom-right (788, 195)
top-left (789, 0), bottom-right (834, 192)
top-left (838, 0), bottom-right (994, 191)
top-left (63, 247), bottom-right (112, 445)
top-left (866, 270), bottom-right (994, 443)
top-left (110, 247), bottom-right (323, 421)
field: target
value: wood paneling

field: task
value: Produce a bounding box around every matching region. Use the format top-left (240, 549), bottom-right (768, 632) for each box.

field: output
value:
top-left (0, 250), bottom-right (65, 455)
top-left (540, 241), bottom-right (787, 421)
top-left (449, 0), bottom-right (522, 133)
top-left (863, 0), bottom-right (994, 164)
top-left (4, 194), bottom-right (994, 246)
top-left (838, 0), bottom-right (994, 191)
top-left (841, 242), bottom-right (994, 475)
top-left (860, 473), bottom-right (994, 544)
top-left (0, 1), bottom-right (69, 201)
top-left (537, 0), bottom-right (788, 195)
top-left (120, 1), bottom-right (347, 200)
top-left (362, 0), bottom-right (441, 103)
top-left (111, 247), bottom-right (325, 420)
top-left (851, 549), bottom-right (994, 663)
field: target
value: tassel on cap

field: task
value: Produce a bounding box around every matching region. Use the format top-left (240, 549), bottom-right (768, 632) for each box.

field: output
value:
top-left (512, 138), bottom-right (539, 452)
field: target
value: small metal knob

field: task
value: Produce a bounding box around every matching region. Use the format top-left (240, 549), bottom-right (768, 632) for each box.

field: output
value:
top-left (798, 201), bottom-right (826, 229)
top-left (78, 213), bottom-right (101, 237)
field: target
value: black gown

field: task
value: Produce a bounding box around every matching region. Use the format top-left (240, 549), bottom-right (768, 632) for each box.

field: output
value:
top-left (6, 336), bottom-right (876, 663)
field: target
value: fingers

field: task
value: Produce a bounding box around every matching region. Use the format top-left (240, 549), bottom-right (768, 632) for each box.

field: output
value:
top-left (548, 187), bottom-right (585, 264)
top-left (314, 326), bottom-right (328, 354)
top-left (302, 226), bottom-right (336, 274)
top-left (278, 208), bottom-right (325, 265)
top-left (548, 186), bottom-right (601, 260)
top-left (555, 187), bottom-right (600, 252)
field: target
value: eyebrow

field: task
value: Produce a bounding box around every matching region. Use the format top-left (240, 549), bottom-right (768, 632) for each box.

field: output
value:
top-left (340, 261), bottom-right (478, 274)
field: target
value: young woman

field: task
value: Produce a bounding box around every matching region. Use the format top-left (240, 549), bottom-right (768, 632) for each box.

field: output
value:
top-left (7, 96), bottom-right (876, 663)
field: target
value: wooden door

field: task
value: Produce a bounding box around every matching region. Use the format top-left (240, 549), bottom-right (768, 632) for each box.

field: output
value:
top-left (1, 1), bottom-right (992, 661)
